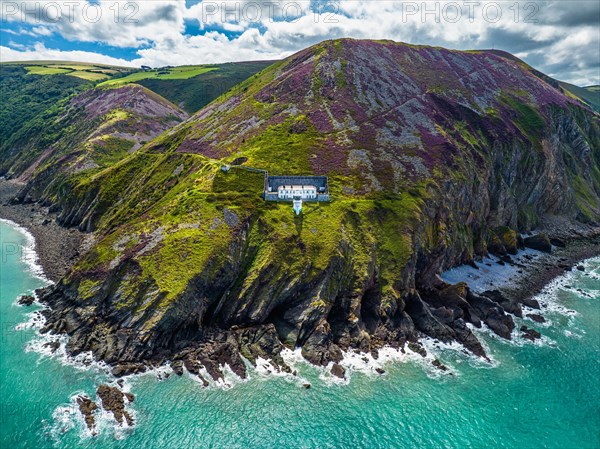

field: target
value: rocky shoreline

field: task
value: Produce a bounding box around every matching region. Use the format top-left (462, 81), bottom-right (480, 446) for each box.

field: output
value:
top-left (0, 179), bottom-right (85, 281)
top-left (5, 176), bottom-right (600, 383)
top-left (501, 228), bottom-right (600, 301)
top-left (33, 228), bottom-right (600, 383)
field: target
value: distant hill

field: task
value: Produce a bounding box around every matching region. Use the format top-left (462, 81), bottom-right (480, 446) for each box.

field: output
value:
top-left (0, 65), bottom-right (90, 147)
top-left (0, 61), bottom-right (274, 152)
top-left (108, 61), bottom-right (275, 113)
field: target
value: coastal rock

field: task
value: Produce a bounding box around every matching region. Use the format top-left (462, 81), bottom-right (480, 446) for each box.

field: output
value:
top-left (526, 313), bottom-right (546, 323)
top-left (407, 342), bottom-right (427, 357)
top-left (330, 363), bottom-right (345, 379)
top-left (522, 298), bottom-right (541, 310)
top-left (404, 292), bottom-right (454, 343)
top-left (432, 359), bottom-right (448, 371)
top-left (111, 363), bottom-right (146, 377)
top-left (43, 340), bottom-right (60, 353)
top-left (301, 322), bottom-right (343, 367)
top-left (494, 227), bottom-right (519, 255)
top-left (448, 319), bottom-right (487, 358)
top-left (524, 234), bottom-right (552, 253)
top-left (235, 324), bottom-right (291, 373)
top-left (520, 326), bottom-right (542, 341)
top-left (482, 290), bottom-right (523, 318)
top-left (466, 291), bottom-right (515, 340)
top-left (171, 360), bottom-right (184, 376)
top-left (76, 395), bottom-right (98, 432)
top-left (18, 295), bottom-right (35, 306)
top-left (96, 385), bottom-right (134, 426)
top-left (183, 358), bottom-right (201, 375)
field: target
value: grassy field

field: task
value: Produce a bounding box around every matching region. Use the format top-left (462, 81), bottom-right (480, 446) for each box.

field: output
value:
top-left (67, 71), bottom-right (111, 81)
top-left (25, 66), bottom-right (72, 75)
top-left (21, 62), bottom-right (134, 82)
top-left (136, 61), bottom-right (274, 112)
top-left (98, 66), bottom-right (218, 87)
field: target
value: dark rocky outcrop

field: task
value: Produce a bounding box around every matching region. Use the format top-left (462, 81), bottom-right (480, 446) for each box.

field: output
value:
top-left (17, 295), bottom-right (35, 306)
top-left (524, 234), bottom-right (553, 253)
top-left (527, 313), bottom-right (546, 323)
top-left (466, 291), bottom-right (515, 340)
top-left (96, 385), bottom-right (134, 426)
top-left (76, 395), bottom-right (97, 432)
top-left (521, 326), bottom-right (542, 341)
top-left (482, 290), bottom-right (522, 318)
top-left (330, 363), bottom-right (346, 379)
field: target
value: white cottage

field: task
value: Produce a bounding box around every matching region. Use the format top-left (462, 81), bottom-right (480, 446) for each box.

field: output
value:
top-left (277, 185), bottom-right (317, 200)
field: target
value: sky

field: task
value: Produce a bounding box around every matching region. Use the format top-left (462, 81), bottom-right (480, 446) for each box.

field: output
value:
top-left (1, 0), bottom-right (599, 86)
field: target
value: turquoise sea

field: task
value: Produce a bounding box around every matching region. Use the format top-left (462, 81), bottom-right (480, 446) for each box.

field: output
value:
top-left (1, 219), bottom-right (599, 449)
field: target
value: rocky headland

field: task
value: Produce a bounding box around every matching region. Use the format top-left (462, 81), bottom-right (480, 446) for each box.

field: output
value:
top-left (2, 39), bottom-right (599, 384)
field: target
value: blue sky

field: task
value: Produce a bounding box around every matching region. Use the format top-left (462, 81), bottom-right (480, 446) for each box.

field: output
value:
top-left (1, 1), bottom-right (599, 85)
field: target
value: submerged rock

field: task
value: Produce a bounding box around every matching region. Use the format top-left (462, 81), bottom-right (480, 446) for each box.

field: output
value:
top-left (432, 359), bottom-right (448, 371)
top-left (43, 340), bottom-right (60, 353)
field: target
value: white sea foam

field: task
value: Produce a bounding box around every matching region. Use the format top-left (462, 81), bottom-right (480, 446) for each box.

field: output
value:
top-left (440, 249), bottom-right (543, 293)
top-left (0, 218), bottom-right (52, 284)
top-left (531, 256), bottom-right (600, 310)
top-left (48, 387), bottom-right (137, 444)
top-left (24, 331), bottom-right (113, 375)
top-left (14, 309), bottom-right (46, 330)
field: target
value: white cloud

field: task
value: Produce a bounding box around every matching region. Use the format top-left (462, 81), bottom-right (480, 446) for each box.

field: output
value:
top-left (0, 43), bottom-right (136, 67)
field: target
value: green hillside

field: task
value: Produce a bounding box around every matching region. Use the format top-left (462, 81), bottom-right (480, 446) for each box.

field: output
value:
top-left (560, 82), bottom-right (600, 112)
top-left (0, 65), bottom-right (91, 149)
top-left (115, 61), bottom-right (275, 113)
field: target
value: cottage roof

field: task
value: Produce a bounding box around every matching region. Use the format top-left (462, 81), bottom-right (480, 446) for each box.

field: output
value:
top-left (267, 176), bottom-right (328, 191)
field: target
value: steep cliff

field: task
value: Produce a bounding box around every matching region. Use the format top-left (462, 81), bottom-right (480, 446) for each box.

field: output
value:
top-left (32, 39), bottom-right (600, 377)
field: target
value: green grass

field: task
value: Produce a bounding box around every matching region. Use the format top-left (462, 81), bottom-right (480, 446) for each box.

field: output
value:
top-left (25, 66), bottom-right (72, 75)
top-left (23, 63), bottom-right (128, 81)
top-left (501, 94), bottom-right (546, 146)
top-left (67, 71), bottom-right (110, 81)
top-left (98, 66), bottom-right (218, 87)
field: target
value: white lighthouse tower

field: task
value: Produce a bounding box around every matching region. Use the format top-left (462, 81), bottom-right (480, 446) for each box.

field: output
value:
top-left (293, 197), bottom-right (303, 215)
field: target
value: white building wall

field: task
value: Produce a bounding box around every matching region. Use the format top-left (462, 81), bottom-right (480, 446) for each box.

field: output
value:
top-left (277, 185), bottom-right (317, 200)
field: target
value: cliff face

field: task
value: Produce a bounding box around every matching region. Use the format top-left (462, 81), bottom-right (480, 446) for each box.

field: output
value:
top-left (30, 39), bottom-right (600, 377)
